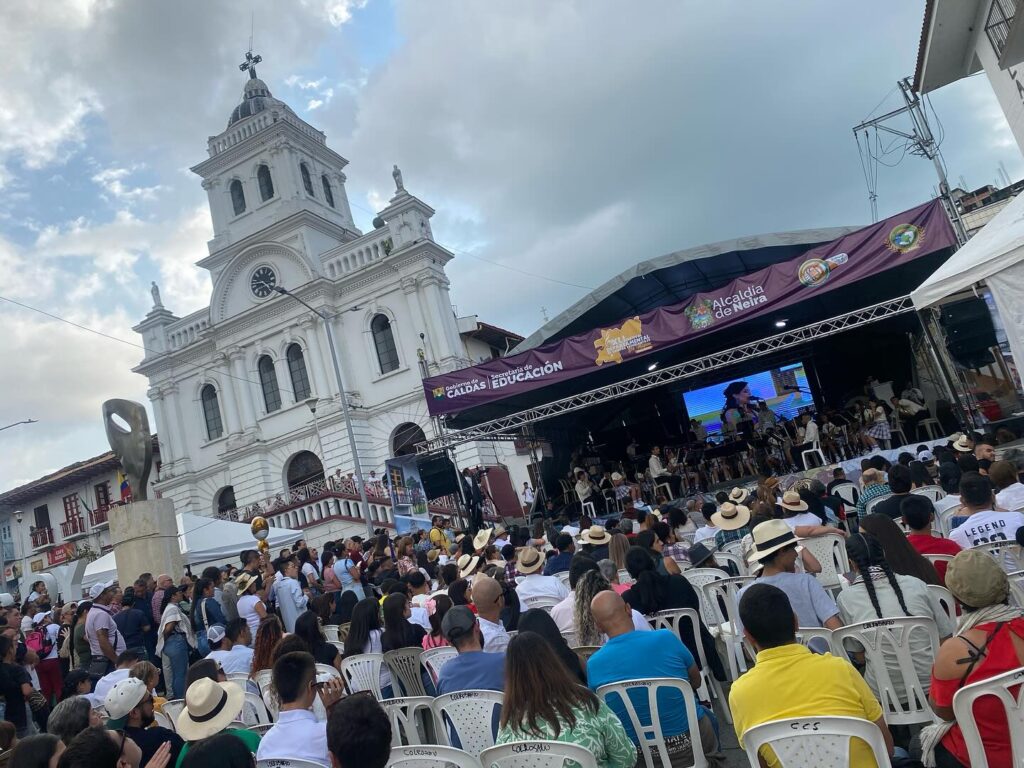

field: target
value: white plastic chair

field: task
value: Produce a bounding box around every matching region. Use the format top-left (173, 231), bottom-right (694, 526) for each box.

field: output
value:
top-left (918, 417), bottom-right (942, 441)
top-left (742, 626), bottom-right (836, 661)
top-left (911, 485), bottom-right (946, 503)
top-left (256, 760), bottom-right (326, 768)
top-left (701, 576), bottom-right (755, 680)
top-left (385, 648), bottom-right (428, 697)
top-left (655, 481), bottom-right (674, 501)
top-left (863, 494), bottom-right (893, 517)
top-left (329, 640), bottom-right (345, 656)
top-left (972, 540), bottom-right (1024, 573)
top-left (226, 672), bottom-right (251, 688)
top-left (340, 652), bottom-right (386, 699)
top-left (153, 709), bottom-right (175, 732)
top-left (253, 668), bottom-right (274, 697)
top-left (247, 723), bottom-right (275, 736)
top-left (322, 624), bottom-right (340, 642)
top-left (937, 505), bottom-right (963, 537)
top-left (520, 595), bottom-right (561, 612)
top-left (388, 745), bottom-right (482, 768)
top-left (381, 695), bottom-right (434, 747)
top-left (797, 533), bottom-right (849, 593)
top-left (650, 608), bottom-right (730, 723)
top-left (162, 699), bottom-right (185, 726)
top-left (720, 539), bottom-right (745, 557)
top-left (680, 567), bottom-right (728, 632)
top-left (241, 690), bottom-right (272, 725)
top-left (714, 551), bottom-right (747, 576)
top-left (922, 553), bottom-right (955, 573)
top-left (952, 664), bottom-right (1024, 768)
top-left (315, 662), bottom-right (343, 682)
top-left (480, 740), bottom-right (598, 768)
top-left (927, 584), bottom-right (957, 626)
top-left (832, 616), bottom-right (941, 726)
top-left (831, 482), bottom-right (859, 507)
top-left (555, 571), bottom-right (572, 589)
top-left (595, 677), bottom-right (707, 768)
top-left (576, 488), bottom-right (596, 519)
top-left (801, 441), bottom-right (827, 470)
top-left (740, 715), bottom-right (893, 767)
top-left (431, 689), bottom-right (504, 758)
top-left (421, 646), bottom-right (459, 686)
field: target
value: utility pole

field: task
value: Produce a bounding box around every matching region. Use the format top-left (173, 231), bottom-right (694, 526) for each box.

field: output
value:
top-left (853, 77), bottom-right (969, 245)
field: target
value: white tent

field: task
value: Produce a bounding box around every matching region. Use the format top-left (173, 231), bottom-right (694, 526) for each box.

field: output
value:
top-left (911, 192), bottom-right (1024, 371)
top-left (81, 513), bottom-right (303, 589)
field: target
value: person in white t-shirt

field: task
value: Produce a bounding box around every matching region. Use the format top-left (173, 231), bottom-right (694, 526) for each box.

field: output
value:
top-left (204, 621), bottom-right (254, 675)
top-left (514, 548), bottom-right (570, 606)
top-left (991, 460), bottom-right (1024, 512)
top-left (949, 473), bottom-right (1024, 554)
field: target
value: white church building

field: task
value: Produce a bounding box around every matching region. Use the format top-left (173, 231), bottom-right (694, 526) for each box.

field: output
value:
top-left (133, 56), bottom-right (526, 545)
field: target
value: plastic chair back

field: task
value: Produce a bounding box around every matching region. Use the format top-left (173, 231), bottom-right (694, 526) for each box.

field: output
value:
top-left (322, 624), bottom-right (340, 642)
top-left (927, 584), bottom-right (957, 625)
top-left (480, 740), bottom-right (598, 767)
top-left (340, 652), bottom-right (385, 699)
top-left (937, 506), bottom-right (961, 537)
top-left (972, 540), bottom-right (1024, 573)
top-left (595, 677), bottom-right (707, 768)
top-left (315, 662), bottom-right (342, 681)
top-left (570, 646), bottom-right (601, 665)
top-left (831, 483), bottom-right (859, 507)
top-left (921, 553), bottom-right (954, 572)
top-left (520, 595), bottom-right (560, 612)
top-left (256, 759), bottom-right (327, 768)
top-left (247, 723), bottom-right (275, 736)
top-left (832, 616), bottom-right (940, 726)
top-left (381, 695), bottom-right (434, 747)
top-left (863, 494), bottom-right (893, 517)
top-left (741, 715), bottom-right (893, 767)
top-left (649, 608), bottom-right (726, 717)
top-left (720, 539), bottom-right (745, 556)
top-left (680, 567), bottom-right (727, 630)
top-left (431, 689), bottom-right (504, 758)
top-left (162, 699), bottom-right (185, 727)
top-left (421, 646), bottom-right (459, 686)
top-left (241, 690), bottom-right (272, 725)
top-left (152, 709), bottom-right (175, 732)
top-left (714, 551), bottom-right (747, 576)
top-left (385, 647), bottom-right (428, 697)
top-left (388, 745), bottom-right (482, 767)
top-left (556, 572), bottom-right (572, 589)
top-left (252, 668), bottom-right (274, 697)
top-left (797, 533), bottom-right (849, 592)
top-left (910, 485), bottom-right (946, 503)
top-left (701, 576), bottom-right (755, 680)
top-left (952, 664), bottom-right (1024, 768)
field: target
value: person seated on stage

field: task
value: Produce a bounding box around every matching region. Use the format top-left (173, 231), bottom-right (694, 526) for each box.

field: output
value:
top-left (648, 446), bottom-right (681, 497)
top-left (688, 418), bottom-right (708, 443)
top-left (574, 470), bottom-right (607, 515)
top-left (891, 395), bottom-right (929, 441)
top-left (792, 413), bottom-right (821, 469)
top-left (611, 472), bottom-right (642, 505)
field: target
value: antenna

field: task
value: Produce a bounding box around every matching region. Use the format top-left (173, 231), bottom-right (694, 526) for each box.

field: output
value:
top-left (249, 12), bottom-right (255, 53)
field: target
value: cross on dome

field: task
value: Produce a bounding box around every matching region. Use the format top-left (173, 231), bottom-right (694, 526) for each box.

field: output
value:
top-left (239, 50), bottom-right (263, 80)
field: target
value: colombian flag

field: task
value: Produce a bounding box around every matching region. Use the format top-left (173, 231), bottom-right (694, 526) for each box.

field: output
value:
top-left (118, 471), bottom-right (131, 501)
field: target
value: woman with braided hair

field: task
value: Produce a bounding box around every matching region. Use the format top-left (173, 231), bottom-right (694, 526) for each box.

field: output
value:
top-left (837, 531), bottom-right (954, 709)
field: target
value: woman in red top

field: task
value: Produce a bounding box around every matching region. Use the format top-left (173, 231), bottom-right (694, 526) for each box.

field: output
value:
top-left (927, 549), bottom-right (1024, 767)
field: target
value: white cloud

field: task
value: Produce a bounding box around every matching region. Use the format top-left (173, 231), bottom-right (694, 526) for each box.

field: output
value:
top-left (307, 99), bottom-right (325, 111)
top-left (91, 166), bottom-right (163, 203)
top-left (285, 76), bottom-right (326, 90)
top-left (300, 0), bottom-right (369, 26)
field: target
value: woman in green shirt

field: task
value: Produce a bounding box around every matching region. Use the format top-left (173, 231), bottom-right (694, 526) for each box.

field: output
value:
top-left (71, 602), bottom-right (92, 670)
top-left (497, 632), bottom-right (636, 768)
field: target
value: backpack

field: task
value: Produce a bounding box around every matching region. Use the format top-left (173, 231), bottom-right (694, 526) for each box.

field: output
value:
top-left (25, 627), bottom-right (53, 658)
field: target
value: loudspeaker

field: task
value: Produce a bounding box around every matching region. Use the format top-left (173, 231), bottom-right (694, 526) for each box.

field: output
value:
top-left (940, 297), bottom-right (997, 368)
top-left (416, 453), bottom-right (461, 500)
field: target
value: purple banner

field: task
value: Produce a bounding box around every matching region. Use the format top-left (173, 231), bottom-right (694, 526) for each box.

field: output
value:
top-left (425, 199), bottom-right (956, 417)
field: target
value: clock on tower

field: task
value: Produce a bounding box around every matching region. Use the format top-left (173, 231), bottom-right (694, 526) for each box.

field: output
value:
top-left (250, 266), bottom-right (277, 298)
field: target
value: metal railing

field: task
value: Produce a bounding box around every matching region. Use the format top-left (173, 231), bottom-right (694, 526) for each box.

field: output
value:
top-left (30, 527), bottom-right (54, 548)
top-left (89, 506), bottom-right (110, 527)
top-left (987, 0), bottom-right (1020, 58)
top-left (60, 516), bottom-right (86, 539)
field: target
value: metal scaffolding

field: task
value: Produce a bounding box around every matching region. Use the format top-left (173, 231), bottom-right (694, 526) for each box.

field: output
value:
top-left (418, 295), bottom-right (916, 453)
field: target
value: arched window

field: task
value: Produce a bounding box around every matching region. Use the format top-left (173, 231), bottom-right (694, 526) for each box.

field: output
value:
top-left (371, 314), bottom-right (400, 374)
top-left (257, 355), bottom-right (282, 412)
top-left (286, 343), bottom-right (311, 401)
top-left (321, 175), bottom-right (335, 208)
top-left (300, 163), bottom-right (315, 197)
top-left (392, 423), bottom-right (427, 457)
top-left (216, 486), bottom-right (236, 515)
top-left (287, 451), bottom-right (324, 490)
top-left (257, 164), bottom-right (274, 201)
top-left (230, 179), bottom-right (246, 215)
top-left (200, 384), bottom-right (224, 440)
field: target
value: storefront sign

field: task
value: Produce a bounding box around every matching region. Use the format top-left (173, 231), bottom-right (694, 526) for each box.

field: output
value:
top-left (47, 543), bottom-right (76, 567)
top-left (30, 559), bottom-right (44, 573)
top-left (424, 199), bottom-right (957, 417)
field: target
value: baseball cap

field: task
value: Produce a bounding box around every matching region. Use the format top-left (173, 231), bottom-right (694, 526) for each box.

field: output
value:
top-left (32, 612), bottom-right (49, 625)
top-left (105, 677), bottom-right (148, 729)
top-left (945, 549), bottom-right (1009, 609)
top-left (206, 625), bottom-right (226, 645)
top-left (441, 605), bottom-right (476, 643)
top-left (88, 580), bottom-right (116, 599)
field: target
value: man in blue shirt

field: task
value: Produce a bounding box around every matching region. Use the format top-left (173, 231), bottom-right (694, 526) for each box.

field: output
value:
top-left (542, 533), bottom-right (575, 576)
top-left (588, 591), bottom-right (727, 767)
top-left (435, 607), bottom-right (505, 695)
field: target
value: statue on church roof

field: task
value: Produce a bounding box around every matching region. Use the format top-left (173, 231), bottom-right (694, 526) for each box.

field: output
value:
top-left (150, 281), bottom-right (163, 309)
top-left (393, 164), bottom-right (405, 195)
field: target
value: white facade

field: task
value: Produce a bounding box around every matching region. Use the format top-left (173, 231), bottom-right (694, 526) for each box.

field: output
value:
top-left (132, 66), bottom-right (525, 546)
top-left (916, 0), bottom-right (1024, 153)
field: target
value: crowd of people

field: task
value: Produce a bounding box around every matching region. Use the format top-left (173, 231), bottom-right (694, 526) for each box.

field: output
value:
top-left (0, 428), bottom-right (1022, 767)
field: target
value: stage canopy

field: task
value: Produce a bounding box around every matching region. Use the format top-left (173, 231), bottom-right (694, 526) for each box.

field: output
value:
top-left (912, 191), bottom-right (1024, 372)
top-left (81, 512), bottom-right (303, 588)
top-left (427, 199), bottom-right (957, 431)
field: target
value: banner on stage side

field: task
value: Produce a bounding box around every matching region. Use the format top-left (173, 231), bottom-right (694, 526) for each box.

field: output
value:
top-left (385, 455), bottom-right (430, 525)
top-left (423, 199), bottom-right (956, 417)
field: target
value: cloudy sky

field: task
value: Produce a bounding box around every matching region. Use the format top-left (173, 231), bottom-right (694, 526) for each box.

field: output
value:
top-left (0, 0), bottom-right (1020, 491)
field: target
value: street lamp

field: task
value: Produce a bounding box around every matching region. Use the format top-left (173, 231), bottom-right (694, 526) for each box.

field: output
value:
top-left (13, 511), bottom-right (24, 597)
top-left (275, 286), bottom-right (374, 539)
top-left (0, 419), bottom-right (37, 433)
top-left (305, 397), bottom-right (327, 467)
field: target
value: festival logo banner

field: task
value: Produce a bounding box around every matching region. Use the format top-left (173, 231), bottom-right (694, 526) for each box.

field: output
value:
top-left (385, 455), bottom-right (431, 535)
top-left (424, 199), bottom-right (956, 417)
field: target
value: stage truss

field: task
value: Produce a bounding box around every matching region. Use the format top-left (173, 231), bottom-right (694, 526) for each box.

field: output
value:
top-left (418, 295), bottom-right (915, 453)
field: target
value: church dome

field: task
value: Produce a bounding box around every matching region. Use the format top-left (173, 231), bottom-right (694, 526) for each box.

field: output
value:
top-left (227, 77), bottom-right (286, 127)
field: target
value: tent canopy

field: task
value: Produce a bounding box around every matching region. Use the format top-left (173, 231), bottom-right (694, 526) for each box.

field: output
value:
top-left (82, 513), bottom-right (303, 588)
top-left (911, 192), bottom-right (1024, 308)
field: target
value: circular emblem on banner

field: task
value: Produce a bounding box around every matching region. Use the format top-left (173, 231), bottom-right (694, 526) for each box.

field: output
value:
top-left (887, 223), bottom-right (923, 253)
top-left (798, 258), bottom-right (831, 288)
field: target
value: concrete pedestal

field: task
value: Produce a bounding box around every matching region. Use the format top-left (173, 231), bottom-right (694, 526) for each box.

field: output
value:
top-left (108, 499), bottom-right (184, 585)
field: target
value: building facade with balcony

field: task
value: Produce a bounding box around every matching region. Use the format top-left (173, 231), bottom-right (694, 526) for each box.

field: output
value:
top-left (0, 444), bottom-right (159, 599)
top-left (131, 59), bottom-right (528, 548)
top-left (915, 0), bottom-right (1024, 152)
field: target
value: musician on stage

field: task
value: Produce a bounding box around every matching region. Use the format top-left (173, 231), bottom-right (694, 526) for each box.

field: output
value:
top-left (721, 381), bottom-right (759, 440)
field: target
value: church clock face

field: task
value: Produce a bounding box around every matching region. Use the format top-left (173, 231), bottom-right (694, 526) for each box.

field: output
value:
top-left (250, 266), bottom-right (277, 298)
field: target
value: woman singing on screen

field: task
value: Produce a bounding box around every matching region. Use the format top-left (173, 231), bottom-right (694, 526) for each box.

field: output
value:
top-left (721, 381), bottom-right (759, 440)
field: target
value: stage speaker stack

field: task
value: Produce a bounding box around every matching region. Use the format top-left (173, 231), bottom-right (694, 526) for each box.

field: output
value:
top-left (416, 453), bottom-right (461, 500)
top-left (939, 297), bottom-right (997, 369)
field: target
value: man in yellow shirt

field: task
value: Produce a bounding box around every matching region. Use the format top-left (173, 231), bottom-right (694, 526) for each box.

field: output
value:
top-left (428, 516), bottom-right (451, 552)
top-left (729, 583), bottom-right (893, 768)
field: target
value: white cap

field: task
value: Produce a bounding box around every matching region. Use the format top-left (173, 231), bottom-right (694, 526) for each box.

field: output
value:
top-left (32, 612), bottom-right (49, 625)
top-left (88, 580), bottom-right (116, 599)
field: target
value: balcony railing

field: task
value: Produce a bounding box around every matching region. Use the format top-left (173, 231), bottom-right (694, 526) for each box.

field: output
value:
top-left (30, 527), bottom-right (54, 549)
top-left (89, 505), bottom-right (110, 528)
top-left (60, 515), bottom-right (87, 539)
top-left (987, 0), bottom-right (1020, 58)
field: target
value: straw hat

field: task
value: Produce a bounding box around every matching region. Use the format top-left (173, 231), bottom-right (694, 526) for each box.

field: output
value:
top-left (746, 519), bottom-right (801, 564)
top-left (728, 487), bottom-right (751, 505)
top-left (472, 528), bottom-right (492, 551)
top-left (234, 572), bottom-right (258, 594)
top-left (175, 678), bottom-right (245, 742)
top-left (611, 472), bottom-right (624, 482)
top-left (580, 525), bottom-right (612, 545)
top-left (779, 490), bottom-right (809, 512)
top-left (710, 502), bottom-right (751, 531)
top-left (952, 435), bottom-right (973, 453)
top-left (427, 548), bottom-right (440, 563)
top-left (516, 547), bottom-right (546, 574)
top-left (457, 554), bottom-right (480, 579)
